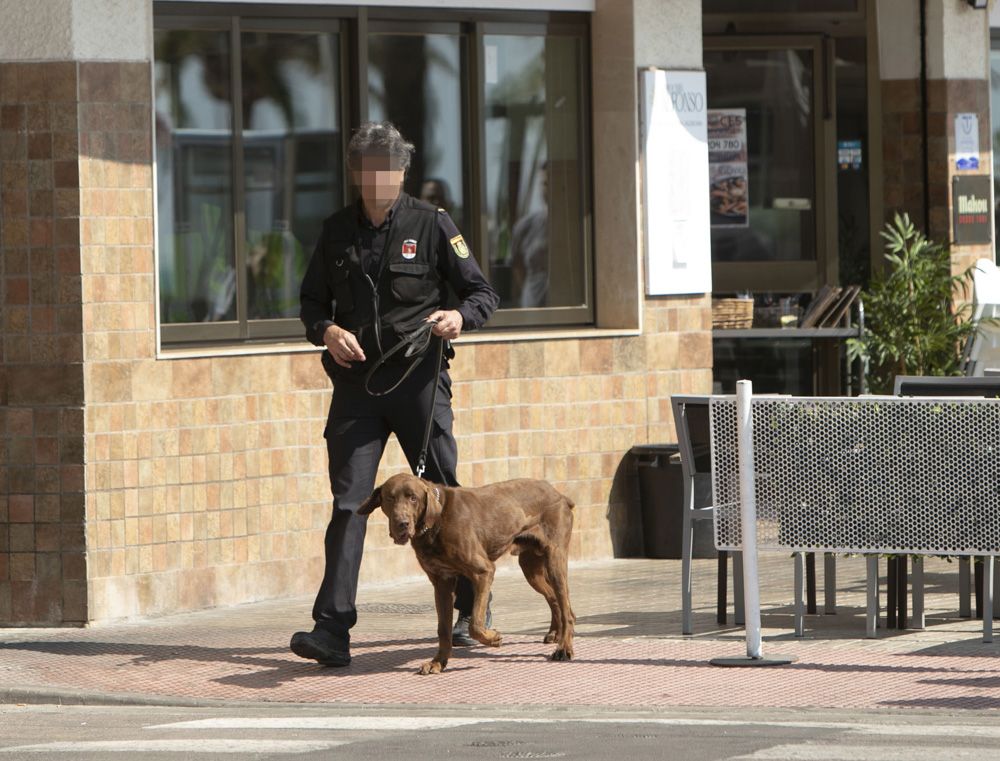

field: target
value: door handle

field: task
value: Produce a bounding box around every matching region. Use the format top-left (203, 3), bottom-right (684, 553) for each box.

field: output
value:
top-left (823, 36), bottom-right (834, 121)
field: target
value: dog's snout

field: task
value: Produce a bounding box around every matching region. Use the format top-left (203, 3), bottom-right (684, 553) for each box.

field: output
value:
top-left (397, 519), bottom-right (410, 530)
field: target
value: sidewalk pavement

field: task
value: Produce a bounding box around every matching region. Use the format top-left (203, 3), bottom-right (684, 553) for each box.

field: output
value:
top-left (1, 555), bottom-right (998, 712)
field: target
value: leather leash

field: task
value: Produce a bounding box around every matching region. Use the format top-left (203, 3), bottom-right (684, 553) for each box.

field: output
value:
top-left (361, 318), bottom-right (444, 480)
top-left (414, 335), bottom-right (444, 479)
top-left (363, 318), bottom-right (438, 397)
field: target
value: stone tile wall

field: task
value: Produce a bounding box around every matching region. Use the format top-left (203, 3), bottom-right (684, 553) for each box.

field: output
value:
top-left (881, 77), bottom-right (993, 276)
top-left (0, 61), bottom-right (88, 625)
top-left (2, 58), bottom-right (713, 625)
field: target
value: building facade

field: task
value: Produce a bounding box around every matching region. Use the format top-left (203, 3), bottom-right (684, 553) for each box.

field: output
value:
top-left (0, 0), bottom-right (993, 625)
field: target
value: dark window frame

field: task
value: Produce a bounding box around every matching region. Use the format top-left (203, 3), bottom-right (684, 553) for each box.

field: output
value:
top-left (153, 2), bottom-right (593, 348)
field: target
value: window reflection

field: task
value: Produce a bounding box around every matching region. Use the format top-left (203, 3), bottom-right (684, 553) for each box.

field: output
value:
top-left (369, 33), bottom-right (465, 233)
top-left (483, 34), bottom-right (586, 310)
top-left (705, 48), bottom-right (816, 263)
top-left (241, 31), bottom-right (343, 320)
top-left (154, 30), bottom-right (236, 323)
top-left (990, 45), bottom-right (1000, 256)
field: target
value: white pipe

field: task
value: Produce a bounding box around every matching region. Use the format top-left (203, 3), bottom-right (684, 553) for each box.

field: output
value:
top-left (736, 380), bottom-right (763, 659)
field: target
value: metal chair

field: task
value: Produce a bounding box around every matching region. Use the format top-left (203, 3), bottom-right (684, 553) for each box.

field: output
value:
top-left (672, 394), bottom-right (743, 635)
top-left (893, 374), bottom-right (1000, 628)
top-left (962, 257), bottom-right (1000, 377)
top-left (674, 394), bottom-right (832, 636)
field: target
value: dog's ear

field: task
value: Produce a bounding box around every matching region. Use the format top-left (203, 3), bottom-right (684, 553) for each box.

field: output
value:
top-left (358, 486), bottom-right (382, 515)
top-left (420, 480), bottom-right (444, 531)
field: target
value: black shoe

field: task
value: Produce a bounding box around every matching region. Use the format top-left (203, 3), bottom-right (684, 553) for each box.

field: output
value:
top-left (452, 598), bottom-right (493, 647)
top-left (289, 628), bottom-right (351, 667)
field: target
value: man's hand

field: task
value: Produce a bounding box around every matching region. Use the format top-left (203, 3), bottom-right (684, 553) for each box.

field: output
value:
top-left (323, 324), bottom-right (366, 368)
top-left (427, 310), bottom-right (463, 340)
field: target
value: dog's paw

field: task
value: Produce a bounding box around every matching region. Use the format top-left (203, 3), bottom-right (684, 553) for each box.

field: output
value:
top-left (418, 659), bottom-right (446, 675)
top-left (550, 647), bottom-right (573, 661)
top-left (471, 628), bottom-right (503, 647)
top-left (543, 630), bottom-right (558, 644)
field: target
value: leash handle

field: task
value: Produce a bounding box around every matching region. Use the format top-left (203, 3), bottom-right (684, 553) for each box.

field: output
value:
top-left (363, 319), bottom-right (438, 397)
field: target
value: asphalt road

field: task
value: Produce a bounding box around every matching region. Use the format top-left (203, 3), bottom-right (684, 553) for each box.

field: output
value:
top-left (2, 703), bottom-right (1000, 760)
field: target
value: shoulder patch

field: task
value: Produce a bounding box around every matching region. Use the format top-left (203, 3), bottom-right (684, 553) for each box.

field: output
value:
top-left (450, 234), bottom-right (470, 259)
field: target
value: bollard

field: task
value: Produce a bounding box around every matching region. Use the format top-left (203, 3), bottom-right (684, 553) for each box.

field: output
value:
top-left (710, 380), bottom-right (794, 667)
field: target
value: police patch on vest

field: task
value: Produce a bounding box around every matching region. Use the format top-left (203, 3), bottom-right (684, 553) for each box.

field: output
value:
top-left (450, 234), bottom-right (469, 259)
top-left (401, 239), bottom-right (417, 259)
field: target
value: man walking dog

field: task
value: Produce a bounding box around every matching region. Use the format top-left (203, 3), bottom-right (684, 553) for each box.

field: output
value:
top-left (293, 121), bottom-right (499, 667)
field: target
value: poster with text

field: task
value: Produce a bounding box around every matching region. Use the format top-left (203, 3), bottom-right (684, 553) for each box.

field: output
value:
top-left (639, 69), bottom-right (712, 296)
top-left (708, 109), bottom-right (748, 227)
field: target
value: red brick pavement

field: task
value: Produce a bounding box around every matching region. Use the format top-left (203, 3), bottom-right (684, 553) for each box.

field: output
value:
top-left (1, 558), bottom-right (997, 711)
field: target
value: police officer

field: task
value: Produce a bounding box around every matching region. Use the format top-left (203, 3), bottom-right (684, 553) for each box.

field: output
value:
top-left (291, 122), bottom-right (499, 667)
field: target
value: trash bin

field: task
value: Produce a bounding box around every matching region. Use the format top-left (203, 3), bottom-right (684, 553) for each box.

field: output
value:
top-left (631, 444), bottom-right (716, 560)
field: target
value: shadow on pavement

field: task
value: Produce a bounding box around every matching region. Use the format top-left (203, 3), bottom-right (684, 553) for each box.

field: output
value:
top-left (0, 637), bottom-right (453, 690)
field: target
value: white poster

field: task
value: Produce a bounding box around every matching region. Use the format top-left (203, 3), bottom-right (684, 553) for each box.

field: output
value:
top-left (708, 109), bottom-right (748, 227)
top-left (639, 69), bottom-right (712, 296)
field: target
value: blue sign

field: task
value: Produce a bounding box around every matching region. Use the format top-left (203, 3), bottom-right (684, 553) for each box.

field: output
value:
top-left (837, 140), bottom-right (862, 172)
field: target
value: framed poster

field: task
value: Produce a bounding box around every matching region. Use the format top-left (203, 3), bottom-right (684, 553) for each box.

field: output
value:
top-left (639, 68), bottom-right (712, 296)
top-left (952, 175), bottom-right (991, 246)
top-left (708, 109), bottom-right (748, 227)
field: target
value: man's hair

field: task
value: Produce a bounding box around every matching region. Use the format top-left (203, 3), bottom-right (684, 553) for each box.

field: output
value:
top-left (347, 121), bottom-right (415, 172)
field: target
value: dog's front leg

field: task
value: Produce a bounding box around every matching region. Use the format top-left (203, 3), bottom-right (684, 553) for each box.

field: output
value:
top-left (419, 575), bottom-right (456, 675)
top-left (467, 567), bottom-right (502, 647)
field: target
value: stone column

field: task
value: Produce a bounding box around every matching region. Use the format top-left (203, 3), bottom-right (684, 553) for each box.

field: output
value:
top-left (0, 0), bottom-right (152, 624)
top-left (593, 0), bottom-right (711, 557)
top-left (877, 0), bottom-right (992, 274)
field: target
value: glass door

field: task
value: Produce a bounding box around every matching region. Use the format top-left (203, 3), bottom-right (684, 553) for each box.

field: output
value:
top-left (704, 36), bottom-right (834, 294)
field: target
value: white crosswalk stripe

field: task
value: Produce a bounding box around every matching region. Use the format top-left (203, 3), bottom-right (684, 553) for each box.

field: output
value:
top-left (146, 716), bottom-right (485, 731)
top-left (5, 714), bottom-right (1000, 757)
top-left (145, 716), bottom-right (1000, 736)
top-left (728, 744), bottom-right (993, 761)
top-left (0, 739), bottom-right (349, 754)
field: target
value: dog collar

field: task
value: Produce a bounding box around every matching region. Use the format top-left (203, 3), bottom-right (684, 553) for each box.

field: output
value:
top-left (417, 488), bottom-right (442, 538)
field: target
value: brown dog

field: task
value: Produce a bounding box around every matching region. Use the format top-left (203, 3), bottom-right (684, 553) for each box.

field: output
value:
top-left (359, 473), bottom-right (575, 675)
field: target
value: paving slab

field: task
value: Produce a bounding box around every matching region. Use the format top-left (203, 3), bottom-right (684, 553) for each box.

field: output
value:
top-left (1, 556), bottom-right (997, 711)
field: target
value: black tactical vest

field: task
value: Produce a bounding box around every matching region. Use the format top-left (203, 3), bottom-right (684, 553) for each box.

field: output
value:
top-left (319, 193), bottom-right (447, 383)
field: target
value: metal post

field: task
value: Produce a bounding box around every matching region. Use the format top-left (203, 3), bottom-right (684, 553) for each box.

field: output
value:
top-left (709, 383), bottom-right (793, 668)
top-left (994, 558), bottom-right (999, 620)
top-left (866, 555), bottom-right (878, 638)
top-left (912, 556), bottom-right (925, 630)
top-left (824, 553), bottom-right (837, 615)
top-left (794, 552), bottom-right (805, 638)
top-left (959, 557), bottom-right (971, 617)
top-left (805, 553), bottom-right (817, 615)
top-left (984, 556), bottom-right (994, 644)
top-left (736, 381), bottom-right (763, 658)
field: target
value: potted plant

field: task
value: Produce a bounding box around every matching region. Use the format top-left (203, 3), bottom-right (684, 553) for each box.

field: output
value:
top-left (847, 213), bottom-right (977, 394)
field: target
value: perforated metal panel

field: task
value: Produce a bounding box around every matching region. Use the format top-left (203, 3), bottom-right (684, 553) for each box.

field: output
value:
top-left (709, 396), bottom-right (1000, 555)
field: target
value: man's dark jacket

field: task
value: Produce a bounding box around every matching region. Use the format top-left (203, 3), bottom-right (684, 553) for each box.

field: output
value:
top-left (300, 193), bottom-right (498, 384)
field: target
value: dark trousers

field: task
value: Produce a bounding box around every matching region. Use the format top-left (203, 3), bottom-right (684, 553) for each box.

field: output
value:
top-left (311, 355), bottom-right (474, 640)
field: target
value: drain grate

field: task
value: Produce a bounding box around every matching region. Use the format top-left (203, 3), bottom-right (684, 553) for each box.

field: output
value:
top-left (356, 603), bottom-right (435, 614)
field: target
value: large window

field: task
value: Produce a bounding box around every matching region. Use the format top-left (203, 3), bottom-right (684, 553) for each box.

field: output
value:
top-left (153, 6), bottom-right (592, 346)
top-left (483, 31), bottom-right (589, 316)
top-left (991, 34), bottom-right (1000, 261)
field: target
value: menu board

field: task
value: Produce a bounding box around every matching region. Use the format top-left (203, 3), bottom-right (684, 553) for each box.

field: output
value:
top-left (639, 69), bottom-right (712, 296)
top-left (708, 109), bottom-right (748, 227)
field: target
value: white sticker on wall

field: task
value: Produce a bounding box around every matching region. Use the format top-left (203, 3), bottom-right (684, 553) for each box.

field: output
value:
top-left (485, 45), bottom-right (498, 85)
top-left (955, 112), bottom-right (979, 170)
